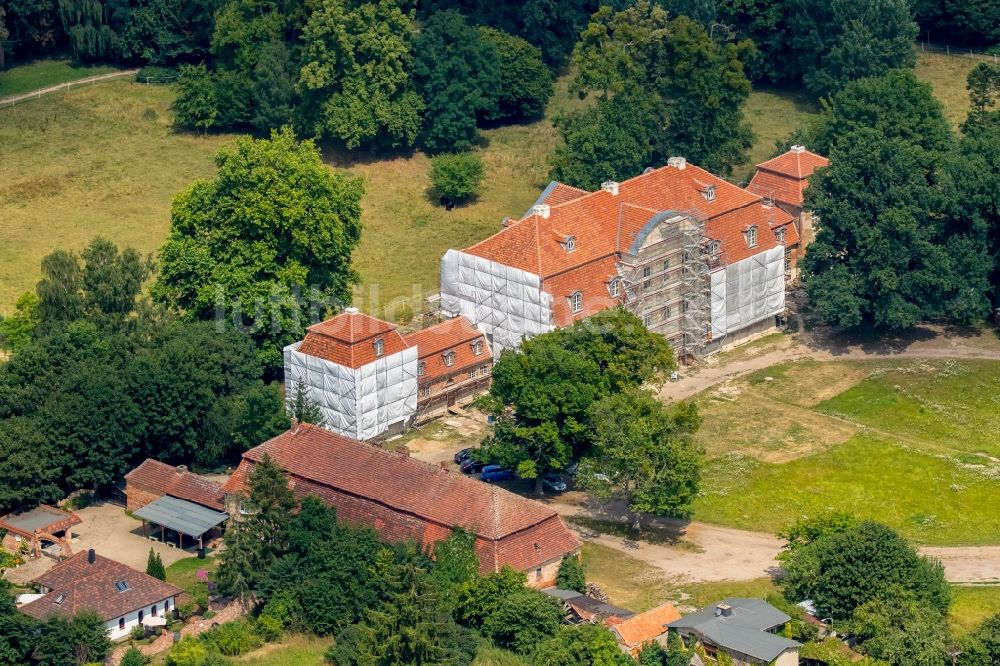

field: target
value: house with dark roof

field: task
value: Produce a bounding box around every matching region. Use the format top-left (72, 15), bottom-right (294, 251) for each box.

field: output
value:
top-left (748, 145), bottom-right (829, 280)
top-left (440, 156), bottom-right (801, 360)
top-left (19, 549), bottom-right (181, 640)
top-left (222, 425), bottom-right (580, 587)
top-left (667, 598), bottom-right (801, 665)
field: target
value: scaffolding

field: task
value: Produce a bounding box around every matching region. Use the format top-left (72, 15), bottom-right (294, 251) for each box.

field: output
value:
top-left (616, 211), bottom-right (711, 363)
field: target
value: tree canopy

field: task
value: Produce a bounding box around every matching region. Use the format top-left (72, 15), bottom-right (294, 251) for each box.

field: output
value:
top-left (153, 127), bottom-right (364, 370)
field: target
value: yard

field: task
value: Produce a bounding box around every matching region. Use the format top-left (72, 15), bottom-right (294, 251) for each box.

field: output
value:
top-left (164, 555), bottom-right (219, 597)
top-left (0, 50), bottom-right (982, 315)
top-left (691, 359), bottom-right (1000, 545)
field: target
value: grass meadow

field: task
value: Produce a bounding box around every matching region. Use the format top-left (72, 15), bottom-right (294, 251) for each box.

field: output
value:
top-left (0, 50), bottom-right (980, 315)
top-left (692, 359), bottom-right (1000, 545)
top-left (0, 59), bottom-right (120, 98)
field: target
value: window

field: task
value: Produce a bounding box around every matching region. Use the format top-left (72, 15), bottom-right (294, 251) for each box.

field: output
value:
top-left (643, 313), bottom-right (652, 327)
top-left (664, 305), bottom-right (671, 319)
top-left (469, 370), bottom-right (476, 381)
top-left (642, 265), bottom-right (652, 288)
top-left (114, 580), bottom-right (130, 592)
top-left (55, 593), bottom-right (67, 605)
top-left (745, 226), bottom-right (758, 248)
top-left (609, 278), bottom-right (620, 298)
top-left (152, 605), bottom-right (158, 617)
top-left (535, 568), bottom-right (542, 581)
top-left (775, 226), bottom-right (786, 243)
top-left (704, 185), bottom-right (716, 202)
top-left (443, 351), bottom-right (455, 367)
top-left (119, 617), bottom-right (125, 631)
top-left (417, 360), bottom-right (425, 376)
top-left (373, 338), bottom-right (384, 357)
top-left (565, 236), bottom-right (576, 252)
top-left (663, 259), bottom-right (670, 272)
top-left (785, 249), bottom-right (792, 273)
top-left (165, 599), bottom-right (170, 612)
top-left (480, 365), bottom-right (490, 378)
top-left (420, 386), bottom-right (431, 398)
top-left (138, 610), bottom-right (144, 623)
top-left (472, 340), bottom-right (482, 356)
top-left (569, 291), bottom-right (583, 314)
top-left (708, 240), bottom-right (721, 256)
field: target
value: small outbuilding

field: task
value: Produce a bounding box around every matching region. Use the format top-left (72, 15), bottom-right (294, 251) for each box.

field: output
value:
top-left (133, 496), bottom-right (228, 551)
top-left (0, 505), bottom-right (81, 559)
top-left (667, 598), bottom-right (801, 665)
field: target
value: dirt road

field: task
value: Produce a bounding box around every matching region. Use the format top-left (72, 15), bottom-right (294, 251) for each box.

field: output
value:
top-left (0, 70), bottom-right (138, 107)
top-left (550, 494), bottom-right (1000, 585)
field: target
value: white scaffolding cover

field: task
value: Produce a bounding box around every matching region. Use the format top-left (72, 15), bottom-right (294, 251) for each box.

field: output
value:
top-left (284, 343), bottom-right (418, 441)
top-left (710, 246), bottom-right (785, 339)
top-left (439, 249), bottom-right (554, 353)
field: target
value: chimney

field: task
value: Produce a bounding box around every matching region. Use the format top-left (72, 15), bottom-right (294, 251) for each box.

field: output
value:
top-left (531, 204), bottom-right (550, 219)
top-left (175, 464), bottom-right (187, 473)
top-left (344, 306), bottom-right (360, 314)
top-left (667, 156), bottom-right (687, 170)
top-left (501, 216), bottom-right (514, 228)
top-left (790, 145), bottom-right (806, 153)
top-left (87, 549), bottom-right (96, 564)
top-left (601, 180), bottom-right (619, 196)
top-left (715, 603), bottom-right (733, 617)
top-left (290, 416), bottom-right (299, 429)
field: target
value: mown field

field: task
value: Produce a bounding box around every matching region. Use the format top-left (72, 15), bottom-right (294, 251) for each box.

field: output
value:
top-left (0, 59), bottom-right (120, 98)
top-left (0, 51), bottom-right (979, 315)
top-left (691, 359), bottom-right (1000, 545)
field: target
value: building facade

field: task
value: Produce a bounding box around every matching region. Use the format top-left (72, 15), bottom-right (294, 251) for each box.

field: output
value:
top-left (440, 156), bottom-right (804, 360)
top-left (222, 425), bottom-right (580, 587)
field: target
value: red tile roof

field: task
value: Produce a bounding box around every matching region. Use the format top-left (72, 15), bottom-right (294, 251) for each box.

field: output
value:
top-left (222, 425), bottom-right (580, 574)
top-left (298, 308), bottom-right (410, 369)
top-left (22, 552), bottom-right (181, 622)
top-left (613, 603), bottom-right (683, 654)
top-left (748, 147), bottom-right (829, 208)
top-left (402, 316), bottom-right (492, 385)
top-left (540, 182), bottom-right (590, 207)
top-left (125, 459), bottom-right (225, 511)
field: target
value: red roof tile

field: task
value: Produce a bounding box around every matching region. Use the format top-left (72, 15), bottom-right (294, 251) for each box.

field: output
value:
top-left (754, 147), bottom-right (829, 179)
top-left (402, 317), bottom-right (492, 385)
top-left (298, 308), bottom-right (410, 369)
top-left (125, 459), bottom-right (225, 511)
top-left (23, 552), bottom-right (181, 622)
top-left (613, 603), bottom-right (683, 654)
top-left (748, 147), bottom-right (829, 208)
top-left (222, 425), bottom-right (580, 574)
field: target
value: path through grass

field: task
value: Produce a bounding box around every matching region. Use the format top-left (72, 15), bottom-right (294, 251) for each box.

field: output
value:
top-left (0, 59), bottom-right (120, 98)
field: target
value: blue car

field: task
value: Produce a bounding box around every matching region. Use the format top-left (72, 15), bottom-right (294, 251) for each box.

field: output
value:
top-left (480, 465), bottom-right (515, 483)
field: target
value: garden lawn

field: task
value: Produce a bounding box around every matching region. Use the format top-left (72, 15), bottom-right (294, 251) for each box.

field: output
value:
top-left (949, 586), bottom-right (1000, 637)
top-left (235, 635), bottom-right (332, 664)
top-left (164, 555), bottom-right (218, 596)
top-left (0, 59), bottom-right (120, 98)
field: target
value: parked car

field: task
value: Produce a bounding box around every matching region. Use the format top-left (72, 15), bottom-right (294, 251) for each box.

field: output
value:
top-left (480, 465), bottom-right (515, 483)
top-left (460, 458), bottom-right (488, 474)
top-left (454, 447), bottom-right (475, 464)
top-left (542, 474), bottom-right (567, 493)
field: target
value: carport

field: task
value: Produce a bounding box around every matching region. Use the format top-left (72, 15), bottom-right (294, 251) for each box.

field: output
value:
top-left (133, 496), bottom-right (228, 550)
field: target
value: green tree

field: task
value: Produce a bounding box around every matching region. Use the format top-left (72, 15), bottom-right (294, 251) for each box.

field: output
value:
top-left (218, 453), bottom-right (296, 601)
top-left (802, 128), bottom-right (992, 329)
top-left (965, 63), bottom-right (1000, 131)
top-left (431, 527), bottom-right (480, 591)
top-left (555, 555), bottom-right (585, 593)
top-left (778, 512), bottom-right (859, 553)
top-left (58, 0), bottom-right (118, 61)
top-left (0, 292), bottom-right (39, 353)
top-left (531, 623), bottom-right (633, 665)
top-left (172, 63), bottom-right (218, 132)
top-left (849, 587), bottom-right (950, 666)
top-left (579, 389), bottom-right (702, 528)
top-left (0, 578), bottom-right (36, 666)
top-left (229, 382), bottom-right (291, 451)
top-left (478, 27), bottom-right (552, 120)
top-left (146, 548), bottom-right (166, 581)
top-left (810, 70), bottom-right (953, 156)
top-left (120, 646), bottom-right (147, 666)
top-left (480, 587), bottom-right (563, 654)
top-left (251, 39), bottom-right (295, 132)
top-left (326, 561), bottom-right (477, 665)
top-left (958, 612), bottom-right (1000, 666)
top-left (165, 637), bottom-right (208, 666)
top-left (413, 10), bottom-right (500, 153)
top-left (298, 0), bottom-right (423, 150)
top-left (153, 127), bottom-right (364, 370)
top-left (456, 566), bottom-right (527, 629)
top-left (430, 152), bottom-right (486, 203)
top-left (789, 0), bottom-right (918, 97)
top-left (781, 520), bottom-right (951, 621)
top-left (33, 610), bottom-right (112, 666)
top-left (286, 382), bottom-right (324, 426)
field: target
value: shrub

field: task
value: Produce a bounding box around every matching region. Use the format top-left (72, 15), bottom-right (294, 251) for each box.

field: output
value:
top-left (130, 625), bottom-right (146, 641)
top-left (556, 555), bottom-right (585, 593)
top-left (120, 646), bottom-right (147, 666)
top-left (430, 153), bottom-right (486, 203)
top-left (256, 614), bottom-right (283, 642)
top-left (166, 638), bottom-right (208, 666)
top-left (204, 620), bottom-right (263, 656)
top-left (136, 66), bottom-right (177, 84)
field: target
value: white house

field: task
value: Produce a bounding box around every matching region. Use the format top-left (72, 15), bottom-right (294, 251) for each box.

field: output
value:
top-left (18, 549), bottom-right (181, 641)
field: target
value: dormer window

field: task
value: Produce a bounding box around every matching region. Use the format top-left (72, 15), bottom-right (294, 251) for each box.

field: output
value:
top-left (55, 593), bottom-right (67, 605)
top-left (745, 226), bottom-right (758, 248)
top-left (418, 360), bottom-right (426, 376)
top-left (564, 236), bottom-right (576, 252)
top-left (443, 351), bottom-right (455, 367)
top-left (472, 340), bottom-right (482, 356)
top-left (114, 580), bottom-right (130, 592)
top-left (609, 278), bottom-right (620, 298)
top-left (708, 240), bottom-right (721, 256)
top-left (775, 226), bottom-right (786, 243)
top-left (569, 291), bottom-right (583, 314)
top-left (704, 185), bottom-right (716, 202)
top-left (373, 338), bottom-right (384, 357)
